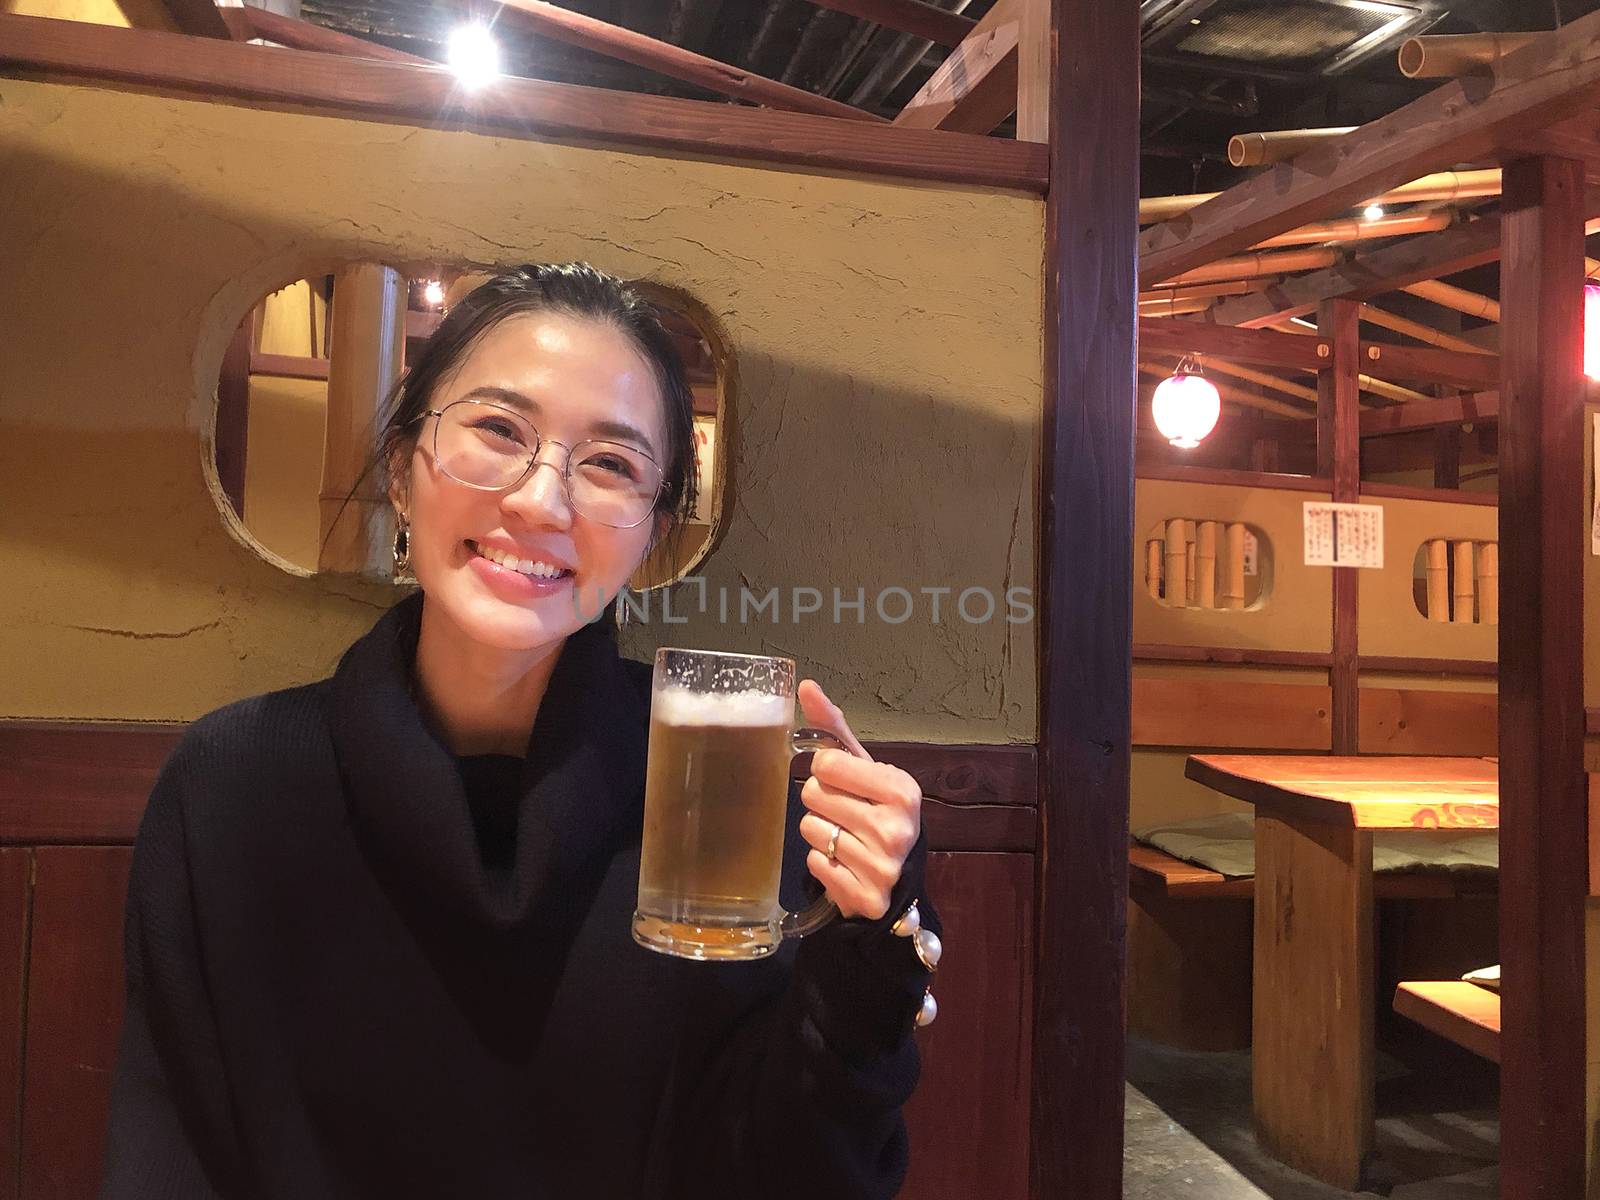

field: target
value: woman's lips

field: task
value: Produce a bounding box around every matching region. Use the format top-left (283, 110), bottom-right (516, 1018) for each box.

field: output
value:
top-left (464, 540), bottom-right (575, 600)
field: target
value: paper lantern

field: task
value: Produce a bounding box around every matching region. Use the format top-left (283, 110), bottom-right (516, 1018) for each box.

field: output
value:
top-left (1151, 359), bottom-right (1221, 449)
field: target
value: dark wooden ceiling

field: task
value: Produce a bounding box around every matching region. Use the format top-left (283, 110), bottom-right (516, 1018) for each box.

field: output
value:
top-left (296, 0), bottom-right (1600, 196)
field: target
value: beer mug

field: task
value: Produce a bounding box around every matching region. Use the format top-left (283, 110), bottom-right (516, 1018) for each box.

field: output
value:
top-left (632, 647), bottom-right (852, 961)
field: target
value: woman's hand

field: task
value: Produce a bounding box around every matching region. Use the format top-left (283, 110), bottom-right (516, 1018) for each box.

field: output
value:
top-left (794, 680), bottom-right (923, 921)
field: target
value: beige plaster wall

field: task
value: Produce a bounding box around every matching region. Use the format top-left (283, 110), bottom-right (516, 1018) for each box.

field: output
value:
top-left (0, 78), bottom-right (1042, 742)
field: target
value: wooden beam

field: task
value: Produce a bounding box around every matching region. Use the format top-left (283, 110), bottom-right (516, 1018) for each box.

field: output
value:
top-left (218, 6), bottom-right (432, 65)
top-left (1360, 390), bottom-right (1499, 436)
top-left (0, 15), bottom-right (1047, 193)
top-left (1139, 10), bottom-right (1600, 286)
top-left (1140, 318), bottom-right (1329, 370)
top-left (1360, 341), bottom-right (1500, 390)
top-left (156, 0), bottom-right (229, 39)
top-left (1401, 278), bottom-right (1502, 322)
top-left (894, 0), bottom-right (1020, 134)
top-left (1139, 169), bottom-right (1504, 226)
top-left (1209, 216), bottom-right (1504, 328)
top-left (1320, 299), bottom-right (1360, 755)
top-left (1497, 153), bottom-right (1588, 1200)
top-left (1034, 0), bottom-right (1137, 1196)
top-left (798, 0), bottom-right (977, 49)
top-left (491, 0), bottom-right (883, 122)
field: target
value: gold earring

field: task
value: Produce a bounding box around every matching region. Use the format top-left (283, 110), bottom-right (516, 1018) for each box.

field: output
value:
top-left (392, 512), bottom-right (410, 575)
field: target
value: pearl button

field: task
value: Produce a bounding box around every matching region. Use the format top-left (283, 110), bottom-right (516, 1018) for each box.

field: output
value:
top-left (914, 927), bottom-right (942, 970)
top-left (916, 989), bottom-right (938, 1027)
top-left (892, 902), bottom-right (921, 937)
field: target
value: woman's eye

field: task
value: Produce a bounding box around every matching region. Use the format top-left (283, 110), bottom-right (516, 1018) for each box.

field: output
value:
top-left (585, 453), bottom-right (638, 479)
top-left (472, 419), bottom-right (525, 443)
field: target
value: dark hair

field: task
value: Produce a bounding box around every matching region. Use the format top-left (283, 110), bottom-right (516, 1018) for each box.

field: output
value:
top-left (332, 262), bottom-right (698, 562)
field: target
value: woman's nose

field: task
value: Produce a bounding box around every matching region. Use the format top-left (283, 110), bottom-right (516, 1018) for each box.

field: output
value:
top-left (503, 453), bottom-right (573, 527)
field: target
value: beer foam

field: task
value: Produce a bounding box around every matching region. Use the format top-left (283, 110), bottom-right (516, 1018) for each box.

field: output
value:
top-left (653, 685), bottom-right (791, 728)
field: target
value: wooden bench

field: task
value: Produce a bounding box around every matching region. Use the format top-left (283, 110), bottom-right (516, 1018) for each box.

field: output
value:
top-left (1130, 842), bottom-right (1498, 900)
top-left (1393, 981), bottom-right (1501, 1063)
top-left (1128, 843), bottom-right (1499, 1052)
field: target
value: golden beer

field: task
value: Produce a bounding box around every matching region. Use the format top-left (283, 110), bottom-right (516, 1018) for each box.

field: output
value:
top-left (633, 649), bottom-right (847, 961)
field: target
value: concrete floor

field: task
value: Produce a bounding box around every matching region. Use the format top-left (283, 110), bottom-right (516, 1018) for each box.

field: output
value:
top-left (1124, 1037), bottom-right (1498, 1199)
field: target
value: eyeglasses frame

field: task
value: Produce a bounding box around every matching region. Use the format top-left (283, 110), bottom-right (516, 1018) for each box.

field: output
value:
top-left (409, 399), bottom-right (665, 530)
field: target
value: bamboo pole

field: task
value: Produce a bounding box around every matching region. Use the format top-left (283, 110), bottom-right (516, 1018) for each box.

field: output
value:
top-left (1478, 542), bottom-right (1499, 625)
top-left (1252, 209), bottom-right (1453, 251)
top-left (1138, 168), bottom-right (1502, 225)
top-left (1397, 32), bottom-right (1541, 79)
top-left (319, 263), bottom-right (406, 577)
top-left (1358, 375), bottom-right (1433, 404)
top-left (1196, 521), bottom-right (1218, 608)
top-left (1159, 247), bottom-right (1337, 287)
top-left (1165, 519), bottom-right (1187, 608)
top-left (1400, 279), bottom-right (1501, 322)
top-left (1425, 539), bottom-right (1449, 621)
top-left (1137, 296), bottom-right (1213, 317)
top-left (1199, 358), bottom-right (1319, 403)
top-left (1139, 280), bottom-right (1263, 303)
top-left (1359, 304), bottom-right (1494, 355)
top-left (1228, 127), bottom-right (1357, 167)
top-left (1223, 523), bottom-right (1246, 609)
top-left (1184, 527), bottom-right (1197, 606)
top-left (1145, 539), bottom-right (1163, 601)
top-left (1452, 540), bottom-right (1475, 623)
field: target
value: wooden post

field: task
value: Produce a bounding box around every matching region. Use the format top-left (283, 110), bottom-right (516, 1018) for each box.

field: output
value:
top-left (1478, 543), bottom-right (1500, 625)
top-left (1144, 540), bottom-right (1162, 601)
top-left (1034, 0), bottom-right (1137, 1195)
top-left (1498, 153), bottom-right (1587, 1200)
top-left (1452, 541), bottom-right (1476, 623)
top-left (318, 262), bottom-right (405, 577)
top-left (1425, 539), bottom-right (1452, 619)
top-left (1196, 521), bottom-right (1218, 608)
top-left (1319, 298), bottom-right (1359, 755)
top-left (1223, 523), bottom-right (1246, 609)
top-left (1183, 524), bottom-right (1197, 606)
top-left (1164, 518), bottom-right (1187, 609)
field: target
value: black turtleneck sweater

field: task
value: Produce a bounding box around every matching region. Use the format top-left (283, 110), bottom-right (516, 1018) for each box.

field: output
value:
top-left (99, 593), bottom-right (938, 1200)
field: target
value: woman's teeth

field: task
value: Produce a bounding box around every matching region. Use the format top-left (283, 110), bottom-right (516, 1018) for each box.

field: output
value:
top-left (470, 541), bottom-right (571, 579)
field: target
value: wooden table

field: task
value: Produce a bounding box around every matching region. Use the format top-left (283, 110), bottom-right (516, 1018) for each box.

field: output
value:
top-left (1183, 754), bottom-right (1499, 1189)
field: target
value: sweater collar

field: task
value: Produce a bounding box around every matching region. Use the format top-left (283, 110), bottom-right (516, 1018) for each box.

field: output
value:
top-left (329, 592), bottom-right (648, 928)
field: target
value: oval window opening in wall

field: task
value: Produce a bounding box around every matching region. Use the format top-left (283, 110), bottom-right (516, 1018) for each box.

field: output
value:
top-left (1141, 518), bottom-right (1271, 610)
top-left (209, 266), bottom-right (731, 588)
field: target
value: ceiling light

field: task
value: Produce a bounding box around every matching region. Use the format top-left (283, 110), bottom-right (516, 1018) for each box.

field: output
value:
top-left (422, 279), bottom-right (446, 307)
top-left (1362, 204), bottom-right (1386, 221)
top-left (448, 24), bottom-right (500, 91)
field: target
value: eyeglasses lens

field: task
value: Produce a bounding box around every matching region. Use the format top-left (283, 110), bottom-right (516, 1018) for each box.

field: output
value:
top-left (434, 401), bottom-right (661, 528)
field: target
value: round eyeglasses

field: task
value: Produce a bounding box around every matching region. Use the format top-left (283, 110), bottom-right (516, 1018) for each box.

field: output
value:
top-left (413, 400), bottom-right (664, 529)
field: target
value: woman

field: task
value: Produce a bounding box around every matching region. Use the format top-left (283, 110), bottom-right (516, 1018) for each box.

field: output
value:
top-left (101, 263), bottom-right (940, 1199)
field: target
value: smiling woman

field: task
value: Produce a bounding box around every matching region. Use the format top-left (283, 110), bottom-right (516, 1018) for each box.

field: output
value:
top-left (210, 263), bottom-right (728, 594)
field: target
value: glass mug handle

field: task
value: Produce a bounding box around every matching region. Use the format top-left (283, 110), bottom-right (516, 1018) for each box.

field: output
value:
top-left (779, 727), bottom-right (855, 940)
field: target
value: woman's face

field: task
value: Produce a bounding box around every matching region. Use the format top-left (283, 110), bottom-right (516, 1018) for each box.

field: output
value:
top-left (393, 311), bottom-right (668, 657)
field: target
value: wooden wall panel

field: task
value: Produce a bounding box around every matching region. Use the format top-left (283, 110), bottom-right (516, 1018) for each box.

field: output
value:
top-left (0, 849), bottom-right (30, 1200)
top-left (1358, 688), bottom-right (1498, 756)
top-left (903, 851), bottom-right (1033, 1200)
top-left (19, 847), bottom-right (131, 1200)
top-left (1133, 677), bottom-right (1333, 750)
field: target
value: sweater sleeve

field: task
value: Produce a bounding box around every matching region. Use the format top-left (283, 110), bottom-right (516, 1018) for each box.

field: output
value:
top-left (100, 735), bottom-right (246, 1200)
top-left (662, 788), bottom-right (940, 1200)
